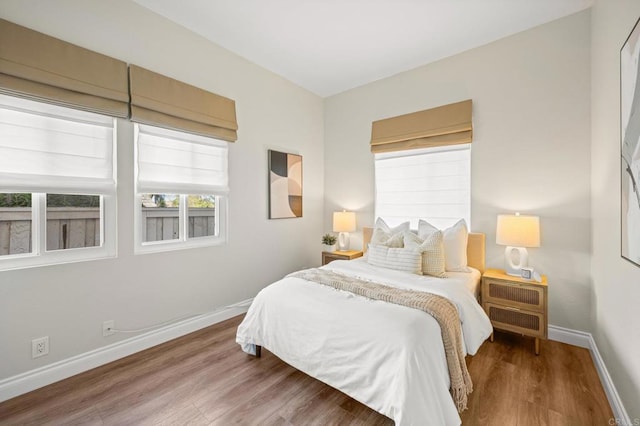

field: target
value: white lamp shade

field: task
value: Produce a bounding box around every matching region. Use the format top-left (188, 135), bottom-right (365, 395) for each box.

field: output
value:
top-left (333, 211), bottom-right (356, 232)
top-left (496, 214), bottom-right (540, 248)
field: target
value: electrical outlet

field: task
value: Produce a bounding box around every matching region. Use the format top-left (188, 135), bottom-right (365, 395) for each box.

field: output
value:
top-left (102, 320), bottom-right (115, 337)
top-left (32, 336), bottom-right (49, 358)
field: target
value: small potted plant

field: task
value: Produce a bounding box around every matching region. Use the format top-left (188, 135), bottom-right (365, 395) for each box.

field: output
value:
top-left (322, 233), bottom-right (337, 252)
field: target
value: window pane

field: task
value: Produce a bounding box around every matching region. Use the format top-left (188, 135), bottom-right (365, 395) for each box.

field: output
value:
top-left (188, 195), bottom-right (216, 238)
top-left (0, 193), bottom-right (32, 256)
top-left (141, 194), bottom-right (180, 242)
top-left (46, 194), bottom-right (101, 251)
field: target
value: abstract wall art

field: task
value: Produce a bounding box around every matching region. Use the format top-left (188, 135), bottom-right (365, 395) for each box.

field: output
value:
top-left (621, 16), bottom-right (640, 267)
top-left (268, 150), bottom-right (302, 219)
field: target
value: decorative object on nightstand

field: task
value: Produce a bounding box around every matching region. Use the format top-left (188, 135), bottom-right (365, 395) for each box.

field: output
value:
top-left (481, 268), bottom-right (548, 355)
top-left (321, 233), bottom-right (337, 252)
top-left (333, 210), bottom-right (356, 251)
top-left (496, 213), bottom-right (540, 276)
top-left (322, 250), bottom-right (363, 266)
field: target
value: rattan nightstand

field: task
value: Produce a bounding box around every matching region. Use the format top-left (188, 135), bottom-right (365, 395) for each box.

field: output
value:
top-left (481, 268), bottom-right (548, 355)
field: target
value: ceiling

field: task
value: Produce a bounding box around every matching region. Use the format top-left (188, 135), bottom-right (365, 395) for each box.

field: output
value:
top-left (132, 0), bottom-right (592, 97)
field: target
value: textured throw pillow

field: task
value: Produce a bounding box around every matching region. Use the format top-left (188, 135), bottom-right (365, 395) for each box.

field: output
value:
top-left (403, 231), bottom-right (447, 278)
top-left (418, 219), bottom-right (471, 272)
top-left (367, 245), bottom-right (422, 274)
top-left (369, 217), bottom-right (409, 248)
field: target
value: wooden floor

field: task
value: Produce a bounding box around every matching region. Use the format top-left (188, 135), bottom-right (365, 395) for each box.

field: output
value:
top-left (0, 315), bottom-right (612, 425)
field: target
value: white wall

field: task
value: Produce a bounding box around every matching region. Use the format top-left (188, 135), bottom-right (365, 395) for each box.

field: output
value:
top-left (591, 0), bottom-right (640, 419)
top-left (0, 0), bottom-right (324, 379)
top-left (324, 11), bottom-right (592, 331)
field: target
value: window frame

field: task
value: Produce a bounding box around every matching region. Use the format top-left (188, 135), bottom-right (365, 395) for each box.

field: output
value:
top-left (133, 124), bottom-right (229, 254)
top-left (134, 193), bottom-right (227, 254)
top-left (0, 192), bottom-right (117, 271)
top-left (0, 99), bottom-right (117, 271)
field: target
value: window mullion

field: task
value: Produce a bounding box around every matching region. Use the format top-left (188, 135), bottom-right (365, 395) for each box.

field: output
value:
top-left (181, 194), bottom-right (188, 242)
top-left (33, 193), bottom-right (46, 256)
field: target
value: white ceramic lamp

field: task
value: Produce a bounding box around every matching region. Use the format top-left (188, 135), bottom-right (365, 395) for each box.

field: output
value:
top-left (333, 211), bottom-right (356, 251)
top-left (496, 213), bottom-right (540, 276)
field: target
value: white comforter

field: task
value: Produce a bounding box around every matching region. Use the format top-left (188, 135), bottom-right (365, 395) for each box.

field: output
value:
top-left (236, 258), bottom-right (493, 426)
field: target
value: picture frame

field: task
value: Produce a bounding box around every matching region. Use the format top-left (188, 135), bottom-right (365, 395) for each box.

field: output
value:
top-left (521, 267), bottom-right (533, 280)
top-left (621, 16), bottom-right (640, 268)
top-left (268, 149), bottom-right (303, 219)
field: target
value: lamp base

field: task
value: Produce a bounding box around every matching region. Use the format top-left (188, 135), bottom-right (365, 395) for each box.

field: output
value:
top-left (504, 246), bottom-right (529, 276)
top-left (337, 232), bottom-right (350, 251)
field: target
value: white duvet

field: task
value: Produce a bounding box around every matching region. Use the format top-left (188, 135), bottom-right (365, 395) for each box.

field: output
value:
top-left (236, 258), bottom-right (493, 426)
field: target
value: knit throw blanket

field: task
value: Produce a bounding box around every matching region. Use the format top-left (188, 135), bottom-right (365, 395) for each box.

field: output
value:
top-left (289, 268), bottom-right (473, 412)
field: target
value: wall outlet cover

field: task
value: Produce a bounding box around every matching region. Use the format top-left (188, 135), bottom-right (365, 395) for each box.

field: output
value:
top-left (103, 320), bottom-right (115, 337)
top-left (31, 336), bottom-right (49, 358)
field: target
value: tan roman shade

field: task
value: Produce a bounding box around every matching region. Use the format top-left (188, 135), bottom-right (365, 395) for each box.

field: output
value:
top-left (370, 99), bottom-right (472, 153)
top-left (0, 19), bottom-right (128, 117)
top-left (129, 65), bottom-right (238, 142)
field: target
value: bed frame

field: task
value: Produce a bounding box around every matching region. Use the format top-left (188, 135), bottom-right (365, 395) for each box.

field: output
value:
top-left (253, 228), bottom-right (485, 358)
top-left (362, 227), bottom-right (485, 273)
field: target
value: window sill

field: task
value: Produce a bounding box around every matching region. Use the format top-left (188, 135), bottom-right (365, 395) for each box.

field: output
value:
top-left (134, 236), bottom-right (227, 255)
top-left (0, 247), bottom-right (116, 272)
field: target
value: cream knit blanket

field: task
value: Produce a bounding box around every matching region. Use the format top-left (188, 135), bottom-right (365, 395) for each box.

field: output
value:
top-left (290, 268), bottom-right (472, 412)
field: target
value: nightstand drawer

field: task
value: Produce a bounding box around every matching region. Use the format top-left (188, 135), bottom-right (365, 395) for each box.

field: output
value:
top-left (482, 278), bottom-right (545, 313)
top-left (485, 302), bottom-right (546, 339)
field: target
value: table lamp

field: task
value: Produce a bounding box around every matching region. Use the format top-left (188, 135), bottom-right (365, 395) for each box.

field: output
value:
top-left (496, 213), bottom-right (540, 276)
top-left (333, 211), bottom-right (356, 251)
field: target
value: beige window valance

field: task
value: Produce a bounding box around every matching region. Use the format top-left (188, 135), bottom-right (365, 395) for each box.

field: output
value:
top-left (0, 19), bottom-right (129, 117)
top-left (129, 65), bottom-right (238, 142)
top-left (370, 99), bottom-right (472, 153)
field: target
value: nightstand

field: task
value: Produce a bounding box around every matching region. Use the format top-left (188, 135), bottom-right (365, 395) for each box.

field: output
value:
top-left (481, 268), bottom-right (548, 355)
top-left (322, 250), bottom-right (363, 266)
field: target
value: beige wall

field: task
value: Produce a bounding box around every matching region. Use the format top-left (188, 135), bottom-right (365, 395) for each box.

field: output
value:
top-left (0, 0), bottom-right (324, 379)
top-left (324, 11), bottom-right (592, 331)
top-left (591, 0), bottom-right (640, 419)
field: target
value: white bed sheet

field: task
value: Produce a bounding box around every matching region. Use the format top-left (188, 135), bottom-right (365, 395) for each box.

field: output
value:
top-left (236, 258), bottom-right (493, 426)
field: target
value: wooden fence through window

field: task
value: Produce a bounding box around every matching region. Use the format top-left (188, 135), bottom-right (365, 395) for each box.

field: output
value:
top-left (0, 207), bottom-right (215, 255)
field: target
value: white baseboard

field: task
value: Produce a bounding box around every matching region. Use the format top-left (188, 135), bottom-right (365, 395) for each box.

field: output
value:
top-left (0, 299), bottom-right (253, 403)
top-left (548, 324), bottom-right (591, 348)
top-left (548, 324), bottom-right (630, 424)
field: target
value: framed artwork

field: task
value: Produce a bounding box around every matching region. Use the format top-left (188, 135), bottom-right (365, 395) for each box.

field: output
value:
top-left (621, 16), bottom-right (640, 267)
top-left (268, 150), bottom-right (302, 219)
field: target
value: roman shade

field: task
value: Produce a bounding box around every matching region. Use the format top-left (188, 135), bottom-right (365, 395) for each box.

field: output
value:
top-left (375, 145), bottom-right (471, 230)
top-left (0, 19), bottom-right (128, 117)
top-left (0, 94), bottom-right (115, 194)
top-left (370, 99), bottom-right (472, 153)
top-left (136, 124), bottom-right (229, 195)
top-left (129, 65), bottom-right (238, 142)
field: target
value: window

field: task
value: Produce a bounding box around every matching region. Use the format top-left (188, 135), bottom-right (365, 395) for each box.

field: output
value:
top-left (374, 144), bottom-right (471, 230)
top-left (0, 95), bottom-right (116, 270)
top-left (134, 124), bottom-right (228, 253)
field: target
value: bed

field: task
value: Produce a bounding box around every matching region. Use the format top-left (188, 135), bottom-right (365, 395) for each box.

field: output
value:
top-left (236, 226), bottom-right (493, 426)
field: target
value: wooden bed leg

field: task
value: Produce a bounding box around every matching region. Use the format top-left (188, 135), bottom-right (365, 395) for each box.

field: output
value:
top-left (490, 332), bottom-right (494, 343)
top-left (535, 338), bottom-right (540, 356)
top-left (255, 345), bottom-right (262, 358)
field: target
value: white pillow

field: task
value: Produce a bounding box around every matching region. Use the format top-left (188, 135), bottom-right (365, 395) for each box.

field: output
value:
top-left (375, 217), bottom-right (410, 235)
top-left (418, 219), bottom-right (470, 272)
top-left (367, 245), bottom-right (422, 274)
top-left (369, 217), bottom-right (409, 248)
top-left (403, 231), bottom-right (447, 278)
